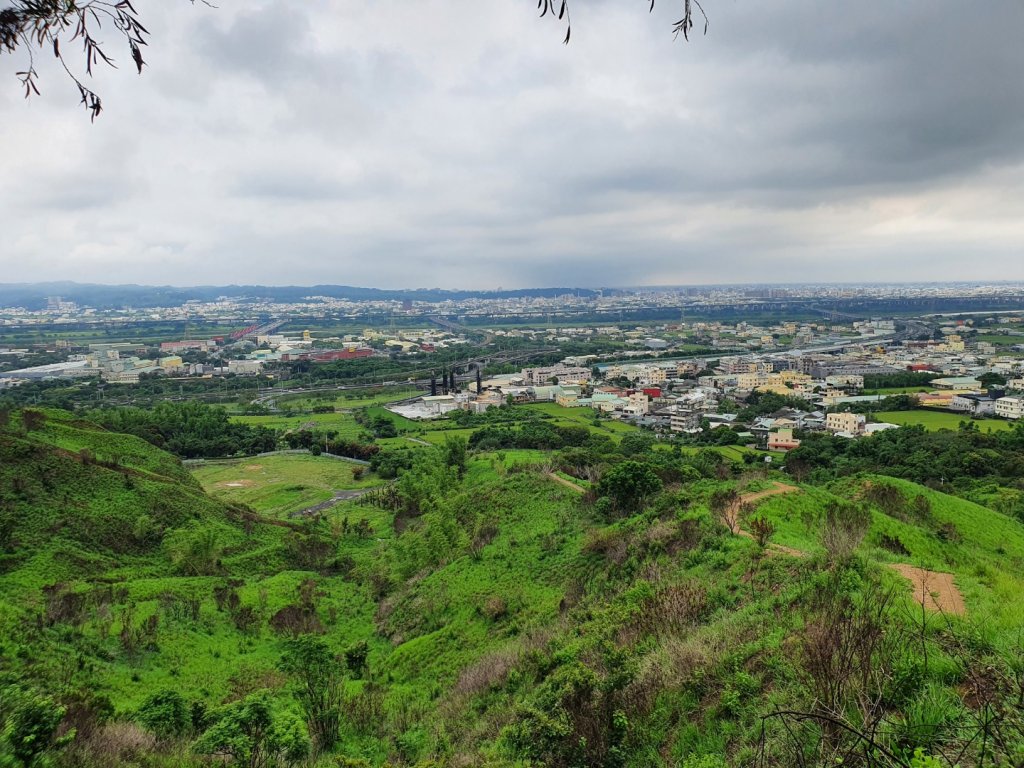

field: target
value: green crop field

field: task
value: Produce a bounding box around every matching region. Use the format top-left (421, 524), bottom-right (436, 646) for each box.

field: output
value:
top-left (974, 333), bottom-right (1024, 346)
top-left (862, 386), bottom-right (933, 395)
top-left (525, 401), bottom-right (642, 436)
top-left (275, 387), bottom-right (420, 410)
top-left (874, 409), bottom-right (1013, 432)
top-left (232, 410), bottom-right (368, 438)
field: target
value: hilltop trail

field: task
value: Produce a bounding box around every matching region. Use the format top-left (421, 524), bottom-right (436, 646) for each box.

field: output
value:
top-left (739, 481), bottom-right (800, 505)
top-left (733, 482), bottom-right (806, 557)
top-left (889, 564), bottom-right (966, 616)
top-left (547, 472), bottom-right (586, 493)
top-left (731, 482), bottom-right (968, 614)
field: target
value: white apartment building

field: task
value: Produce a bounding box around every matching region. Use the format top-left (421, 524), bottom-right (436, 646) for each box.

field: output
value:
top-left (622, 391), bottom-right (650, 417)
top-left (521, 365), bottom-right (591, 386)
top-left (228, 359), bottom-right (263, 375)
top-left (995, 397), bottom-right (1024, 420)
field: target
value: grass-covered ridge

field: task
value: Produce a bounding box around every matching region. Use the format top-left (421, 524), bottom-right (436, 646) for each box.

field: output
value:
top-left (3, 408), bottom-right (1024, 766)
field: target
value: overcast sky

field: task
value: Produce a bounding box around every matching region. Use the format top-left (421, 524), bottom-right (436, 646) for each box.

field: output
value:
top-left (2, 0), bottom-right (1023, 289)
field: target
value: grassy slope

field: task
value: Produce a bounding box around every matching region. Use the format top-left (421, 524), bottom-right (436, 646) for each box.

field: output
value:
top-left (190, 454), bottom-right (382, 518)
top-left (6, 410), bottom-right (1024, 765)
top-left (744, 475), bottom-right (1024, 635)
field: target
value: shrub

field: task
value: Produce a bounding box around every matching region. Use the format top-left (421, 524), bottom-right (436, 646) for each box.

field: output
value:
top-left (136, 689), bottom-right (191, 740)
top-left (821, 501), bottom-right (872, 563)
top-left (482, 596), bottom-right (508, 621)
top-left (748, 516), bottom-right (775, 547)
top-left (5, 688), bottom-right (69, 767)
top-left (194, 692), bottom-right (310, 767)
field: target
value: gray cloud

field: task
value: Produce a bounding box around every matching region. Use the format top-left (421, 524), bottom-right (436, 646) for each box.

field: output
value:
top-left (1, 0), bottom-right (1023, 289)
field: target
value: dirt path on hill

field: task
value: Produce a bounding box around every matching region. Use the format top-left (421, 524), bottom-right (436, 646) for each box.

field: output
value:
top-left (740, 482), bottom-right (800, 505)
top-left (889, 564), bottom-right (966, 616)
top-left (733, 482), bottom-right (805, 557)
top-left (547, 472), bottom-right (586, 494)
top-left (728, 484), bottom-right (968, 614)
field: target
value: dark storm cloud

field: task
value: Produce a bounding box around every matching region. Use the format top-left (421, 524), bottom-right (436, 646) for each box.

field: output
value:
top-left (1, 0), bottom-right (1023, 287)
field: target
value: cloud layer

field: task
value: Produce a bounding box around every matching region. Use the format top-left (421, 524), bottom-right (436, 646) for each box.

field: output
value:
top-left (2, 0), bottom-right (1023, 288)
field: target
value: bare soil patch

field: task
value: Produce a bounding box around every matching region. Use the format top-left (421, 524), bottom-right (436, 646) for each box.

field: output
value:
top-left (889, 563), bottom-right (966, 616)
top-left (739, 482), bottom-right (800, 505)
top-left (217, 479), bottom-right (255, 489)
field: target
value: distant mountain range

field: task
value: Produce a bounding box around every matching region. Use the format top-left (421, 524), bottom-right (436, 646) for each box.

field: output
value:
top-left (0, 282), bottom-right (605, 310)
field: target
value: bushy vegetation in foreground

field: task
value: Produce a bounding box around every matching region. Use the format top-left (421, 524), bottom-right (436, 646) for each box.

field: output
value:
top-left (2, 409), bottom-right (1024, 766)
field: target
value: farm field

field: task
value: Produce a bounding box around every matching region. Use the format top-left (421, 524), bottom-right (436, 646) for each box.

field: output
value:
top-left (274, 386), bottom-right (420, 410)
top-left (862, 386), bottom-right (934, 395)
top-left (190, 453), bottom-right (380, 517)
top-left (524, 401), bottom-right (642, 436)
top-left (974, 333), bottom-right (1024, 346)
top-left (874, 409), bottom-right (1013, 432)
top-left (231, 410), bottom-right (368, 438)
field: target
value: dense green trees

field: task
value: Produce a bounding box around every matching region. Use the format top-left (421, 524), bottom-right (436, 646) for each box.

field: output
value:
top-left (136, 689), bottom-right (191, 740)
top-left (863, 372), bottom-right (938, 389)
top-left (279, 636), bottom-right (345, 751)
top-left (597, 460), bottom-right (663, 515)
top-left (89, 401), bottom-right (277, 458)
top-left (2, 688), bottom-right (69, 767)
top-left (785, 423), bottom-right (1024, 520)
top-left (193, 692), bottom-right (310, 767)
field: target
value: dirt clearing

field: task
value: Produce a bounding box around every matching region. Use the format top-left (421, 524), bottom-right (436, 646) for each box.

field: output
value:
top-left (890, 563), bottom-right (966, 615)
top-left (217, 479), bottom-right (256, 489)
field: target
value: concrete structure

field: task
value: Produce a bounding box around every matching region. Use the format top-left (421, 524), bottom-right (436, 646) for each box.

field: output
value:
top-left (521, 365), bottom-right (591, 386)
top-left (160, 339), bottom-right (216, 353)
top-left (950, 392), bottom-right (1002, 416)
top-left (825, 412), bottom-right (866, 435)
top-left (228, 359), bottom-right (263, 375)
top-left (995, 397), bottom-right (1024, 420)
top-left (767, 428), bottom-right (801, 452)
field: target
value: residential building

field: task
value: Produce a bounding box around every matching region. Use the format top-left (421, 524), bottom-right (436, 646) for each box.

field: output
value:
top-left (767, 428), bottom-right (801, 452)
top-left (825, 412), bottom-right (866, 435)
top-left (622, 392), bottom-right (650, 417)
top-left (521, 365), bottom-right (591, 386)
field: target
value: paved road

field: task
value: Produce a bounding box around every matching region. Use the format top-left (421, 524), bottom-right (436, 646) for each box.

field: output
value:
top-left (291, 489), bottom-right (372, 518)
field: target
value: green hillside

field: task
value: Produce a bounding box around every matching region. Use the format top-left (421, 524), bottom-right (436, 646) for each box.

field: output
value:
top-left (2, 409), bottom-right (1024, 767)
